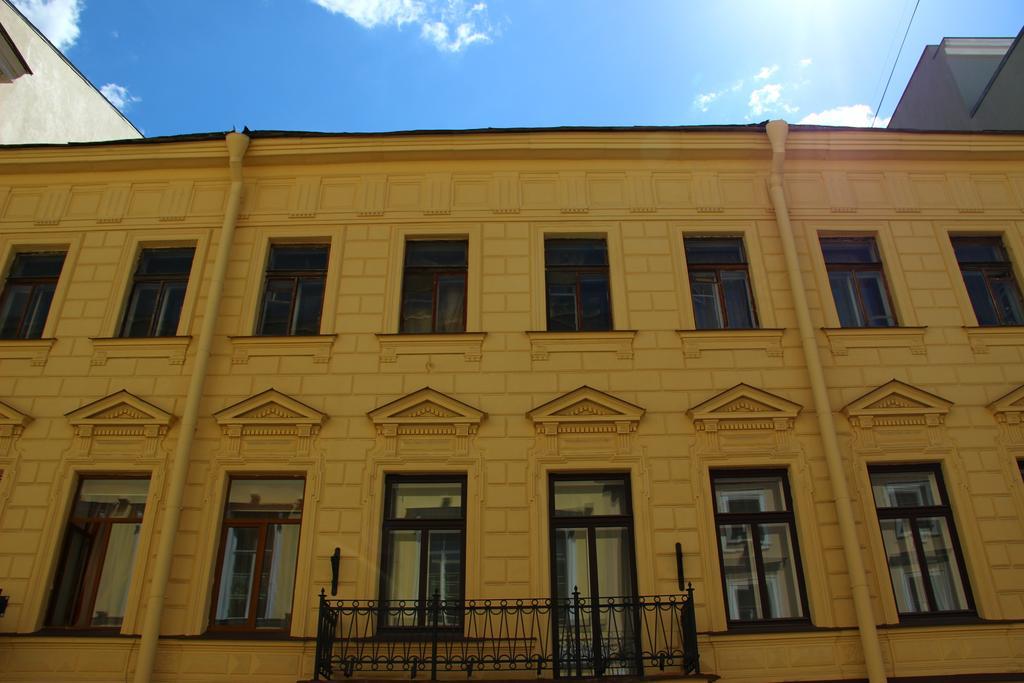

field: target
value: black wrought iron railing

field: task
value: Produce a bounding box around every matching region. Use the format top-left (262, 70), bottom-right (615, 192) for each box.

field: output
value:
top-left (314, 586), bottom-right (699, 680)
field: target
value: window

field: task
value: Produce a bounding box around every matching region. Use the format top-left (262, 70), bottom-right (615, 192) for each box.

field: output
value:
top-left (399, 241), bottom-right (467, 333)
top-left (869, 466), bottom-right (973, 617)
top-left (46, 477), bottom-right (149, 629)
top-left (545, 238), bottom-right (612, 332)
top-left (684, 237), bottom-right (757, 329)
top-left (379, 476), bottom-right (466, 628)
top-left (210, 477), bottom-right (304, 631)
top-left (820, 237), bottom-right (896, 327)
top-left (0, 251), bottom-right (66, 339)
top-left (256, 244), bottom-right (329, 336)
top-left (711, 471), bottom-right (809, 624)
top-left (119, 247), bottom-right (195, 337)
top-left (951, 236), bottom-right (1024, 326)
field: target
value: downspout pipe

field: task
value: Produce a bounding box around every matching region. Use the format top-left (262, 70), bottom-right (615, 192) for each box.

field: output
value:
top-left (765, 120), bottom-right (888, 683)
top-left (133, 131), bottom-right (250, 683)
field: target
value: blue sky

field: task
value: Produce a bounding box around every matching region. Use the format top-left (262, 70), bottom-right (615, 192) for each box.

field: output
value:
top-left (11, 0), bottom-right (1024, 137)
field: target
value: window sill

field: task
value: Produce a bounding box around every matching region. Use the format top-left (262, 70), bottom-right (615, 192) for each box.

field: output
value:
top-left (90, 336), bottom-right (191, 366)
top-left (964, 325), bottom-right (1024, 354)
top-left (0, 338), bottom-right (55, 366)
top-left (822, 326), bottom-right (926, 356)
top-left (191, 630), bottom-right (307, 641)
top-left (676, 328), bottom-right (783, 359)
top-left (228, 334), bottom-right (337, 364)
top-left (27, 628), bottom-right (138, 638)
top-left (376, 332), bottom-right (486, 363)
top-left (702, 620), bottom-right (821, 636)
top-left (880, 613), bottom-right (984, 629)
top-left (525, 330), bottom-right (636, 361)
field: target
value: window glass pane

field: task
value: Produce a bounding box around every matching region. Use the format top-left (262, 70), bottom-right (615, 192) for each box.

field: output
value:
top-left (121, 283), bottom-right (160, 337)
top-left (136, 248), bottom-right (194, 276)
top-left (879, 518), bottom-right (928, 614)
top-left (426, 530), bottom-right (462, 624)
top-left (546, 274), bottom-right (578, 331)
top-left (759, 523), bottom-right (804, 619)
top-left (578, 272), bottom-right (611, 331)
top-left (256, 523), bottom-right (301, 628)
top-left (225, 479), bottom-right (304, 520)
top-left (714, 476), bottom-right (787, 514)
top-left (856, 271), bottom-right (896, 327)
top-left (384, 530), bottom-right (422, 625)
top-left (918, 517), bottom-right (969, 611)
top-left (961, 269), bottom-right (999, 325)
top-left (292, 277), bottom-right (325, 335)
top-left (828, 271), bottom-right (863, 327)
top-left (10, 252), bottom-right (66, 277)
top-left (595, 527), bottom-right (633, 599)
top-left (990, 274), bottom-right (1024, 325)
top-left (870, 471), bottom-right (941, 508)
top-left (48, 525), bottom-right (91, 627)
top-left (952, 238), bottom-right (1007, 263)
top-left (553, 479), bottom-right (628, 517)
top-left (405, 241), bottom-right (467, 267)
top-left (821, 238), bottom-right (880, 264)
top-left (400, 271), bottom-right (435, 333)
top-left (721, 270), bottom-right (756, 328)
top-left (91, 522), bottom-right (141, 627)
top-left (22, 284), bottom-right (57, 339)
top-left (0, 284), bottom-right (31, 337)
top-left (553, 528), bottom-right (592, 599)
top-left (388, 481), bottom-right (463, 519)
top-left (545, 239), bottom-right (608, 267)
top-left (74, 479), bottom-right (149, 518)
top-left (435, 274), bottom-right (466, 333)
top-left (268, 245), bottom-right (329, 271)
top-left (718, 524), bottom-right (763, 621)
top-left (215, 527), bottom-right (260, 624)
top-left (258, 279), bottom-right (295, 335)
top-left (154, 281), bottom-right (187, 336)
top-left (684, 238), bottom-right (746, 264)
top-left (690, 273), bottom-right (723, 329)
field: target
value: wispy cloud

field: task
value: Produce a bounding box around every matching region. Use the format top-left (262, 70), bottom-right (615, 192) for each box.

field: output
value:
top-left (12, 0), bottom-right (82, 51)
top-left (693, 80), bottom-right (743, 113)
top-left (799, 57), bottom-right (812, 67)
top-left (799, 104), bottom-right (889, 127)
top-left (99, 83), bottom-right (141, 112)
top-left (748, 83), bottom-right (798, 117)
top-left (754, 64), bottom-right (778, 80)
top-left (312, 0), bottom-right (494, 52)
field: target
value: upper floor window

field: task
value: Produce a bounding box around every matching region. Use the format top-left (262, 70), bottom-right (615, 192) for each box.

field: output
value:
top-left (119, 247), bottom-right (195, 337)
top-left (711, 471), bottom-right (809, 625)
top-left (47, 477), bottom-right (149, 629)
top-left (256, 244), bottom-right (328, 336)
top-left (951, 236), bottom-right (1024, 326)
top-left (400, 240), bottom-right (467, 333)
top-left (545, 238), bottom-right (611, 332)
top-left (0, 251), bottom-right (66, 339)
top-left (684, 237), bottom-right (757, 329)
top-left (211, 477), bottom-right (305, 632)
top-left (820, 236), bottom-right (896, 327)
top-left (869, 465), bottom-right (973, 617)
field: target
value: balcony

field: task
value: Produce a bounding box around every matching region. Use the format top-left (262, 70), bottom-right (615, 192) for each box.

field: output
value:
top-left (314, 588), bottom-right (700, 681)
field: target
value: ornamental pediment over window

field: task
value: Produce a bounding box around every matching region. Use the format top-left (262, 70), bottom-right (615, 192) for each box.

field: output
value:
top-left (842, 380), bottom-right (952, 452)
top-left (368, 387), bottom-right (485, 456)
top-left (989, 384), bottom-right (1024, 446)
top-left (65, 390), bottom-right (174, 459)
top-left (214, 388), bottom-right (326, 459)
top-left (689, 383), bottom-right (801, 431)
top-left (528, 386), bottom-right (644, 455)
top-left (0, 399), bottom-right (31, 459)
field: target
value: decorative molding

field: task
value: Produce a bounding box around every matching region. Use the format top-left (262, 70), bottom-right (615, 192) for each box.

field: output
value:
top-left (228, 334), bottom-right (336, 364)
top-left (424, 172), bottom-right (452, 215)
top-left (492, 172), bottom-right (521, 214)
top-left (527, 386), bottom-right (644, 456)
top-left (158, 181), bottom-right (193, 221)
top-left (842, 379), bottom-right (953, 452)
top-left (0, 399), bottom-right (31, 459)
top-left (949, 173), bottom-right (983, 213)
top-left (97, 184), bottom-right (130, 223)
top-left (34, 185), bottom-right (70, 225)
top-left (688, 384), bottom-right (802, 454)
top-left (884, 172), bottom-right (919, 213)
top-left (989, 384), bottom-right (1024, 447)
top-left (376, 332), bottom-right (485, 363)
top-left (214, 389), bottom-right (326, 459)
top-left (526, 330), bottom-right (636, 361)
top-left (358, 174), bottom-right (387, 216)
top-left (65, 390), bottom-right (174, 459)
top-left (692, 172), bottom-right (723, 213)
top-left (289, 176), bottom-right (321, 218)
top-left (822, 171), bottom-right (856, 212)
top-left (368, 387), bottom-right (485, 457)
top-left (822, 326), bottom-right (926, 356)
top-left (559, 172), bottom-right (589, 214)
top-left (626, 171), bottom-right (656, 213)
top-left (964, 326), bottom-right (1024, 354)
top-left (0, 338), bottom-right (55, 366)
top-left (90, 336), bottom-right (191, 366)
top-left (677, 328), bottom-right (784, 359)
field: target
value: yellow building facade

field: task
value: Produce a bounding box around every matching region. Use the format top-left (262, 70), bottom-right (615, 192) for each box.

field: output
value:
top-left (0, 123), bottom-right (1022, 683)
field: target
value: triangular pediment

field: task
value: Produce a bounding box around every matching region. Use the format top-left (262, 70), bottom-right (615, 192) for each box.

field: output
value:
top-left (988, 384), bottom-right (1024, 420)
top-left (66, 390), bottom-right (173, 426)
top-left (215, 389), bottom-right (326, 427)
top-left (688, 384), bottom-right (801, 423)
top-left (0, 399), bottom-right (31, 429)
top-left (369, 388), bottom-right (484, 427)
top-left (843, 380), bottom-right (952, 419)
top-left (528, 386), bottom-right (645, 424)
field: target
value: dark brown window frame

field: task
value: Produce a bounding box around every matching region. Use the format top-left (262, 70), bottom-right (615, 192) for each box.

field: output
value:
top-left (544, 238), bottom-right (613, 333)
top-left (0, 251), bottom-right (66, 340)
top-left (683, 236), bottom-right (759, 330)
top-left (255, 243), bottom-right (329, 336)
top-left (377, 474), bottom-right (468, 631)
top-left (399, 240), bottom-right (468, 334)
top-left (208, 475), bottom-right (306, 634)
top-left (868, 463), bottom-right (975, 620)
top-left (119, 246), bottom-right (195, 338)
top-left (710, 469), bottom-right (811, 628)
top-left (45, 474), bottom-right (150, 631)
top-left (951, 235), bottom-right (1024, 327)
top-left (820, 236), bottom-right (898, 328)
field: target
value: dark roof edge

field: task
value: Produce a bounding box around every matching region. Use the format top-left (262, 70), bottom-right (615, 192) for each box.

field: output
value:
top-left (970, 25), bottom-right (1024, 118)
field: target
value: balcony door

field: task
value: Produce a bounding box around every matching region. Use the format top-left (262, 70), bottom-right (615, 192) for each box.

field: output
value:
top-left (549, 475), bottom-right (639, 677)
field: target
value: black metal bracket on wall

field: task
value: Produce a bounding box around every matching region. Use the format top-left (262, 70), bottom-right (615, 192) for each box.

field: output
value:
top-left (330, 547), bottom-right (341, 596)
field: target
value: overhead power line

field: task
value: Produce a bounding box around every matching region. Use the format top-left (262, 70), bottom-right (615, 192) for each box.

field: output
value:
top-left (872, 0), bottom-right (921, 128)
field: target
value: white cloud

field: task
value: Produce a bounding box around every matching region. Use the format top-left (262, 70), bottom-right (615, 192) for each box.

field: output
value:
top-left (693, 80), bottom-right (743, 113)
top-left (12, 0), bottom-right (82, 51)
top-left (312, 0), bottom-right (493, 52)
top-left (754, 64), bottom-right (778, 80)
top-left (748, 83), bottom-right (799, 117)
top-left (799, 104), bottom-right (890, 127)
top-left (99, 83), bottom-right (140, 111)
top-left (799, 57), bottom-right (812, 67)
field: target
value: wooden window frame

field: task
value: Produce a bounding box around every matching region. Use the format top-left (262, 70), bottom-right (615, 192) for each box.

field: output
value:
top-left (118, 246), bottom-right (195, 338)
top-left (398, 240), bottom-right (468, 334)
top-left (820, 236), bottom-right (898, 328)
top-left (950, 235), bottom-right (1024, 327)
top-left (868, 463), bottom-right (976, 620)
top-left (208, 475), bottom-right (305, 634)
top-left (683, 236), bottom-right (759, 330)
top-left (710, 469), bottom-right (811, 628)
top-left (543, 238), bottom-right (613, 332)
top-left (0, 251), bottom-right (66, 340)
top-left (255, 244), bottom-right (329, 336)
